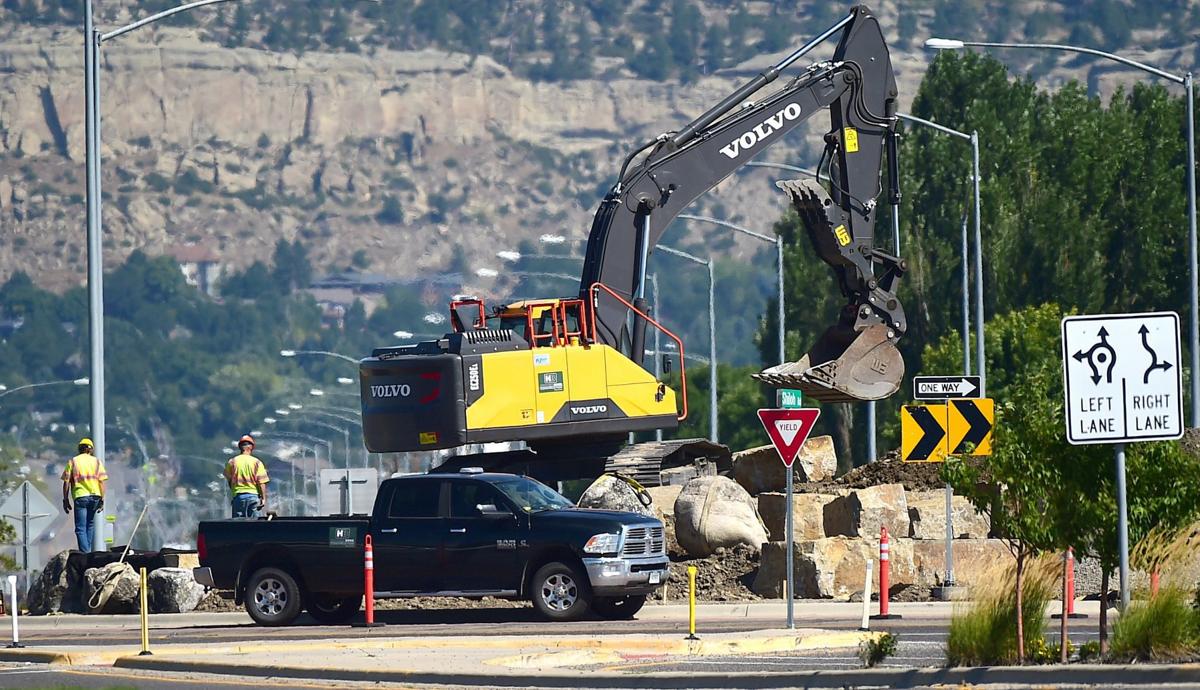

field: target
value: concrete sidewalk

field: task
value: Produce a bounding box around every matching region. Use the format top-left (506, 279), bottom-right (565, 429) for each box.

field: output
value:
top-left (7, 598), bottom-right (1106, 630)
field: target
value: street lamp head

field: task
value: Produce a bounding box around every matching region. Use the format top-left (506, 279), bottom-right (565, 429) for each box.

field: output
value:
top-left (336, 377), bottom-right (354, 385)
top-left (497, 250), bottom-right (521, 262)
top-left (288, 403), bottom-right (303, 410)
top-left (274, 409), bottom-right (289, 416)
top-left (475, 267), bottom-right (499, 278)
top-left (0, 385), bottom-right (7, 392)
top-left (263, 417), bottom-right (277, 424)
top-left (310, 389), bottom-right (325, 397)
top-left (925, 38), bottom-right (966, 50)
top-left (74, 377), bottom-right (90, 385)
top-left (393, 330), bottom-right (414, 339)
top-left (539, 234), bottom-right (566, 245)
top-left (279, 349), bottom-right (296, 357)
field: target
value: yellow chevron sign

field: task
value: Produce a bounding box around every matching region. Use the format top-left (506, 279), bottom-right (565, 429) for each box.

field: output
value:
top-left (902, 399), bottom-right (994, 462)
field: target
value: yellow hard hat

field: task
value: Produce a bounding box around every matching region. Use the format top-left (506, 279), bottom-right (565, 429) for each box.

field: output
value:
top-left (78, 438), bottom-right (94, 449)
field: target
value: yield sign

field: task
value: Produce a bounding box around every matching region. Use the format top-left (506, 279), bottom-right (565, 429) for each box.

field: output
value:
top-left (757, 408), bottom-right (821, 467)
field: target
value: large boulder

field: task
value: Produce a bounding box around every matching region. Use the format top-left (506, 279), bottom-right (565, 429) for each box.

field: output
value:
top-left (907, 490), bottom-right (990, 539)
top-left (82, 562), bottom-right (140, 614)
top-left (753, 537), bottom-right (1012, 599)
top-left (823, 483), bottom-right (910, 538)
top-left (576, 475), bottom-right (655, 517)
top-left (674, 476), bottom-right (768, 557)
top-left (148, 567), bottom-right (207, 614)
top-left (754, 537), bottom-right (916, 599)
top-left (27, 550), bottom-right (86, 615)
top-left (757, 492), bottom-right (838, 541)
top-left (911, 539), bottom-right (1012, 588)
top-left (731, 436), bottom-right (838, 495)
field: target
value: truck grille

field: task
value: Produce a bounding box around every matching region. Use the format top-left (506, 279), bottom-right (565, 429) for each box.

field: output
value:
top-left (622, 526), bottom-right (665, 556)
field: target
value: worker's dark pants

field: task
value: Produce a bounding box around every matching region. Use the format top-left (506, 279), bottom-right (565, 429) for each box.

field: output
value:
top-left (231, 493), bottom-right (259, 518)
top-left (73, 495), bottom-right (101, 552)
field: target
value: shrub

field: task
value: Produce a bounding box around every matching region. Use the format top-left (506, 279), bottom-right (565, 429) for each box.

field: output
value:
top-left (858, 632), bottom-right (897, 668)
top-left (1109, 588), bottom-right (1200, 662)
top-left (1077, 640), bottom-right (1102, 662)
top-left (945, 558), bottom-right (1057, 665)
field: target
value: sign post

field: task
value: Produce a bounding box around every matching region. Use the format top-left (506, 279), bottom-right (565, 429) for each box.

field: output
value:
top-left (0, 481), bottom-right (58, 592)
top-left (1062, 312), bottom-right (1183, 610)
top-left (757, 408), bottom-right (821, 630)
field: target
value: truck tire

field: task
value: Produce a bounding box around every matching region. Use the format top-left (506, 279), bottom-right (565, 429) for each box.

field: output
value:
top-left (531, 561), bottom-right (592, 621)
top-left (305, 593), bottom-right (362, 625)
top-left (591, 595), bottom-right (647, 620)
top-left (245, 567), bottom-right (302, 626)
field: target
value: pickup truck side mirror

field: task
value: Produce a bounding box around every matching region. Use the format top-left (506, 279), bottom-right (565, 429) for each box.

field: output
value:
top-left (477, 503), bottom-right (512, 520)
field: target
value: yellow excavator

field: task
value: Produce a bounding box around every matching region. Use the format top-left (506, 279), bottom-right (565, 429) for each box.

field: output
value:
top-left (359, 6), bottom-right (906, 483)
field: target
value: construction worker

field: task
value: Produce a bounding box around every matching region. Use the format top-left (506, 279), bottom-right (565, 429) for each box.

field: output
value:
top-left (61, 438), bottom-right (107, 552)
top-left (224, 434), bottom-right (269, 518)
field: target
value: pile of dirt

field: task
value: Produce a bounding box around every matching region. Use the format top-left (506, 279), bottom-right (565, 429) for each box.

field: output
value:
top-left (194, 589), bottom-right (240, 612)
top-left (375, 596), bottom-right (527, 610)
top-left (795, 450), bottom-right (989, 494)
top-left (662, 544), bottom-right (760, 602)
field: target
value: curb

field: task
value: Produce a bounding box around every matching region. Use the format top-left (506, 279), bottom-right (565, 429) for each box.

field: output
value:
top-left (111, 657), bottom-right (1200, 688)
top-left (0, 648), bottom-right (125, 665)
top-left (487, 630), bottom-right (876, 669)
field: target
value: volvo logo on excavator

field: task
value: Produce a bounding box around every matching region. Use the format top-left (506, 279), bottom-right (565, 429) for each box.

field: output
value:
top-left (570, 404), bottom-right (608, 416)
top-left (719, 103), bottom-right (803, 159)
top-left (370, 384), bottom-right (412, 398)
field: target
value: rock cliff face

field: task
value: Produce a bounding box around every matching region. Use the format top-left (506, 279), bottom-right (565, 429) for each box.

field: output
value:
top-left (0, 29), bottom-right (837, 291)
top-left (0, 16), bottom-right (1175, 293)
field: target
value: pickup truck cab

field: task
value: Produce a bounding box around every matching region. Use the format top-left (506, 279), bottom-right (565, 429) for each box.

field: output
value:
top-left (194, 470), bottom-right (668, 625)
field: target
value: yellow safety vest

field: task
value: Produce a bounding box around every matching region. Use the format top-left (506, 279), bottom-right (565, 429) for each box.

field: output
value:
top-left (225, 454), bottom-right (268, 495)
top-left (61, 453), bottom-right (107, 499)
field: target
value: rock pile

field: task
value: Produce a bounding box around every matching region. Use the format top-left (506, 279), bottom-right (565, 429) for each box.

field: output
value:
top-left (26, 550), bottom-right (208, 615)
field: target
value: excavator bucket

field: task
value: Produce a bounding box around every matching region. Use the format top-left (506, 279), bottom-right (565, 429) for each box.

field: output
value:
top-left (755, 324), bottom-right (903, 403)
top-left (753, 177), bottom-right (906, 403)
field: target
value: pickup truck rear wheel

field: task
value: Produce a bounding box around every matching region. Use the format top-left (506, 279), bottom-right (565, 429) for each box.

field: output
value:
top-left (245, 567), bottom-right (302, 626)
top-left (305, 593), bottom-right (362, 625)
top-left (592, 595), bottom-right (647, 620)
top-left (531, 561), bottom-right (591, 621)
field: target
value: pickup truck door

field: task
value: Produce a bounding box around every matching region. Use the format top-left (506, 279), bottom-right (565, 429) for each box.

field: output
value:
top-left (442, 480), bottom-right (523, 593)
top-left (372, 478), bottom-right (446, 593)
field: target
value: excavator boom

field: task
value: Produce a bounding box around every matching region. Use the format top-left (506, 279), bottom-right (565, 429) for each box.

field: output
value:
top-left (579, 4), bottom-right (906, 402)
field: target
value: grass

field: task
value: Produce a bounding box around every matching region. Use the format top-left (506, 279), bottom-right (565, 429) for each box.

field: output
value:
top-left (1109, 587), bottom-right (1200, 662)
top-left (858, 631), bottom-right (898, 668)
top-left (945, 557), bottom-right (1057, 666)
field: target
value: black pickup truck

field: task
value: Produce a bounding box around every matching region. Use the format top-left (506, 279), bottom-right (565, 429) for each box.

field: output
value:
top-left (194, 470), bottom-right (668, 625)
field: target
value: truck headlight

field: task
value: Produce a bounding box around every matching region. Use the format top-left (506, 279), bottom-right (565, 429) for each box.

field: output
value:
top-left (583, 532), bottom-right (620, 554)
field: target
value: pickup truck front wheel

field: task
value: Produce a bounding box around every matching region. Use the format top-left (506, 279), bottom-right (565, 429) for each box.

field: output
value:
top-left (531, 561), bottom-right (591, 621)
top-left (305, 593), bottom-right (363, 625)
top-left (245, 567), bottom-right (302, 626)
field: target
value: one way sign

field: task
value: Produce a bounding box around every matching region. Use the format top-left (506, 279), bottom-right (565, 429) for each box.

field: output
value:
top-left (913, 376), bottom-right (981, 400)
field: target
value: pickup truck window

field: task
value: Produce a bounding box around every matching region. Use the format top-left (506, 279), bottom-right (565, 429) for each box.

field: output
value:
top-left (449, 481), bottom-right (506, 518)
top-left (492, 476), bottom-right (572, 513)
top-left (388, 480), bottom-right (441, 518)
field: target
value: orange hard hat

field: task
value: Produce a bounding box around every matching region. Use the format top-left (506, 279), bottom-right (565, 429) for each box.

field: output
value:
top-left (238, 434), bottom-right (255, 448)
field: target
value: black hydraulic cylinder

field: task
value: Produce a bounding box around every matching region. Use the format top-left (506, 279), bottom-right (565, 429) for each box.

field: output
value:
top-left (631, 297), bottom-right (649, 367)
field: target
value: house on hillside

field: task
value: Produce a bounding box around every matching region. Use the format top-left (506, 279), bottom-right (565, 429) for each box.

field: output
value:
top-left (166, 244), bottom-right (222, 297)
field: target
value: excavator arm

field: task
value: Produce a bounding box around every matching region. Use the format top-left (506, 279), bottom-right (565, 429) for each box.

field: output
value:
top-left (579, 5), bottom-right (906, 403)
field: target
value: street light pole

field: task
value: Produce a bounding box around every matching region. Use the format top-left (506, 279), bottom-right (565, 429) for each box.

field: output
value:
top-left (926, 37), bottom-right (1196, 421)
top-left (677, 214), bottom-right (785, 368)
top-left (657, 245), bottom-right (718, 443)
top-left (897, 112), bottom-right (986, 395)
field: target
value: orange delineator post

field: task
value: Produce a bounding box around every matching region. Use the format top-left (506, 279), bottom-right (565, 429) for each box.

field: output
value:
top-left (1151, 568), bottom-right (1161, 597)
top-left (365, 533), bottom-right (376, 625)
top-left (1054, 547), bottom-right (1088, 620)
top-left (870, 526), bottom-right (900, 620)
